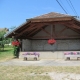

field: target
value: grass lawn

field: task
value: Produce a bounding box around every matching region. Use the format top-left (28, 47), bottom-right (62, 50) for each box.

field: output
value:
top-left (0, 66), bottom-right (80, 80)
top-left (0, 45), bottom-right (13, 62)
top-left (0, 66), bottom-right (51, 80)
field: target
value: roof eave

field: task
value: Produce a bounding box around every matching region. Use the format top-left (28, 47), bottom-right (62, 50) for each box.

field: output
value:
top-left (4, 21), bottom-right (30, 38)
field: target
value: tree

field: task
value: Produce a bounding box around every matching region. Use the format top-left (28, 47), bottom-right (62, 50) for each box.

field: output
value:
top-left (0, 28), bottom-right (10, 50)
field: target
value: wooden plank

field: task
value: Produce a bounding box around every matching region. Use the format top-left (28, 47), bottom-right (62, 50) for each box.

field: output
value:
top-left (30, 17), bottom-right (72, 22)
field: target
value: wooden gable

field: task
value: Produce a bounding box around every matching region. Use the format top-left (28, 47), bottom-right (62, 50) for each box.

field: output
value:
top-left (5, 12), bottom-right (80, 39)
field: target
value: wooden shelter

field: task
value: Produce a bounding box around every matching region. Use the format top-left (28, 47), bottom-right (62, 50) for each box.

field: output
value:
top-left (5, 12), bottom-right (80, 52)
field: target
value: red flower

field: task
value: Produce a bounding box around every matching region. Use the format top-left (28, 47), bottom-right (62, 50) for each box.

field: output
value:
top-left (12, 41), bottom-right (20, 46)
top-left (48, 39), bottom-right (56, 45)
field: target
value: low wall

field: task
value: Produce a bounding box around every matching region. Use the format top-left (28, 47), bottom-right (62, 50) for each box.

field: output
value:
top-left (20, 51), bottom-right (80, 59)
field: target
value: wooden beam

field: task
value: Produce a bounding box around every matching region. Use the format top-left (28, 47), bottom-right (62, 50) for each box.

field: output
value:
top-left (72, 20), bottom-right (80, 27)
top-left (15, 24), bottom-right (36, 37)
top-left (66, 22), bottom-right (80, 29)
top-left (41, 27), bottom-right (52, 36)
top-left (18, 34), bottom-right (80, 39)
top-left (27, 24), bottom-right (46, 36)
top-left (57, 27), bottom-right (68, 35)
top-left (52, 25), bottom-right (55, 35)
top-left (16, 21), bottom-right (31, 32)
top-left (32, 21), bottom-right (71, 25)
top-left (52, 25), bottom-right (57, 37)
top-left (30, 17), bottom-right (72, 22)
top-left (63, 24), bottom-right (80, 34)
top-left (28, 35), bottom-right (80, 39)
top-left (72, 24), bottom-right (80, 29)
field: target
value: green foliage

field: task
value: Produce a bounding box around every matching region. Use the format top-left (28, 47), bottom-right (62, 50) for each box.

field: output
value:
top-left (0, 29), bottom-right (6, 41)
top-left (0, 29), bottom-right (12, 50)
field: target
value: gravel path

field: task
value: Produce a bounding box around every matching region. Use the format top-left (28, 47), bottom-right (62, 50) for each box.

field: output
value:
top-left (0, 59), bottom-right (80, 66)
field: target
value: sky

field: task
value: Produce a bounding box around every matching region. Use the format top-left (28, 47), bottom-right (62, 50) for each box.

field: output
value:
top-left (0, 0), bottom-right (80, 30)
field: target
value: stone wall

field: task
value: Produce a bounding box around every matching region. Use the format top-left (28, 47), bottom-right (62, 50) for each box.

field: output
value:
top-left (22, 39), bottom-right (80, 51)
top-left (22, 39), bottom-right (31, 51)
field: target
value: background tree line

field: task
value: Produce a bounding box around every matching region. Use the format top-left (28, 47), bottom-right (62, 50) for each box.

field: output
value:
top-left (0, 28), bottom-right (11, 50)
top-left (0, 26), bottom-right (16, 50)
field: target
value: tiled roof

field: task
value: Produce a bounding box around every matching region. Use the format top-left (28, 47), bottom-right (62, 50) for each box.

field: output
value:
top-left (32, 12), bottom-right (71, 19)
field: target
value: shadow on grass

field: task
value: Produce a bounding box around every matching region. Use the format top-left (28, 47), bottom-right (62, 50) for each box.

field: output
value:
top-left (0, 49), bottom-right (13, 53)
